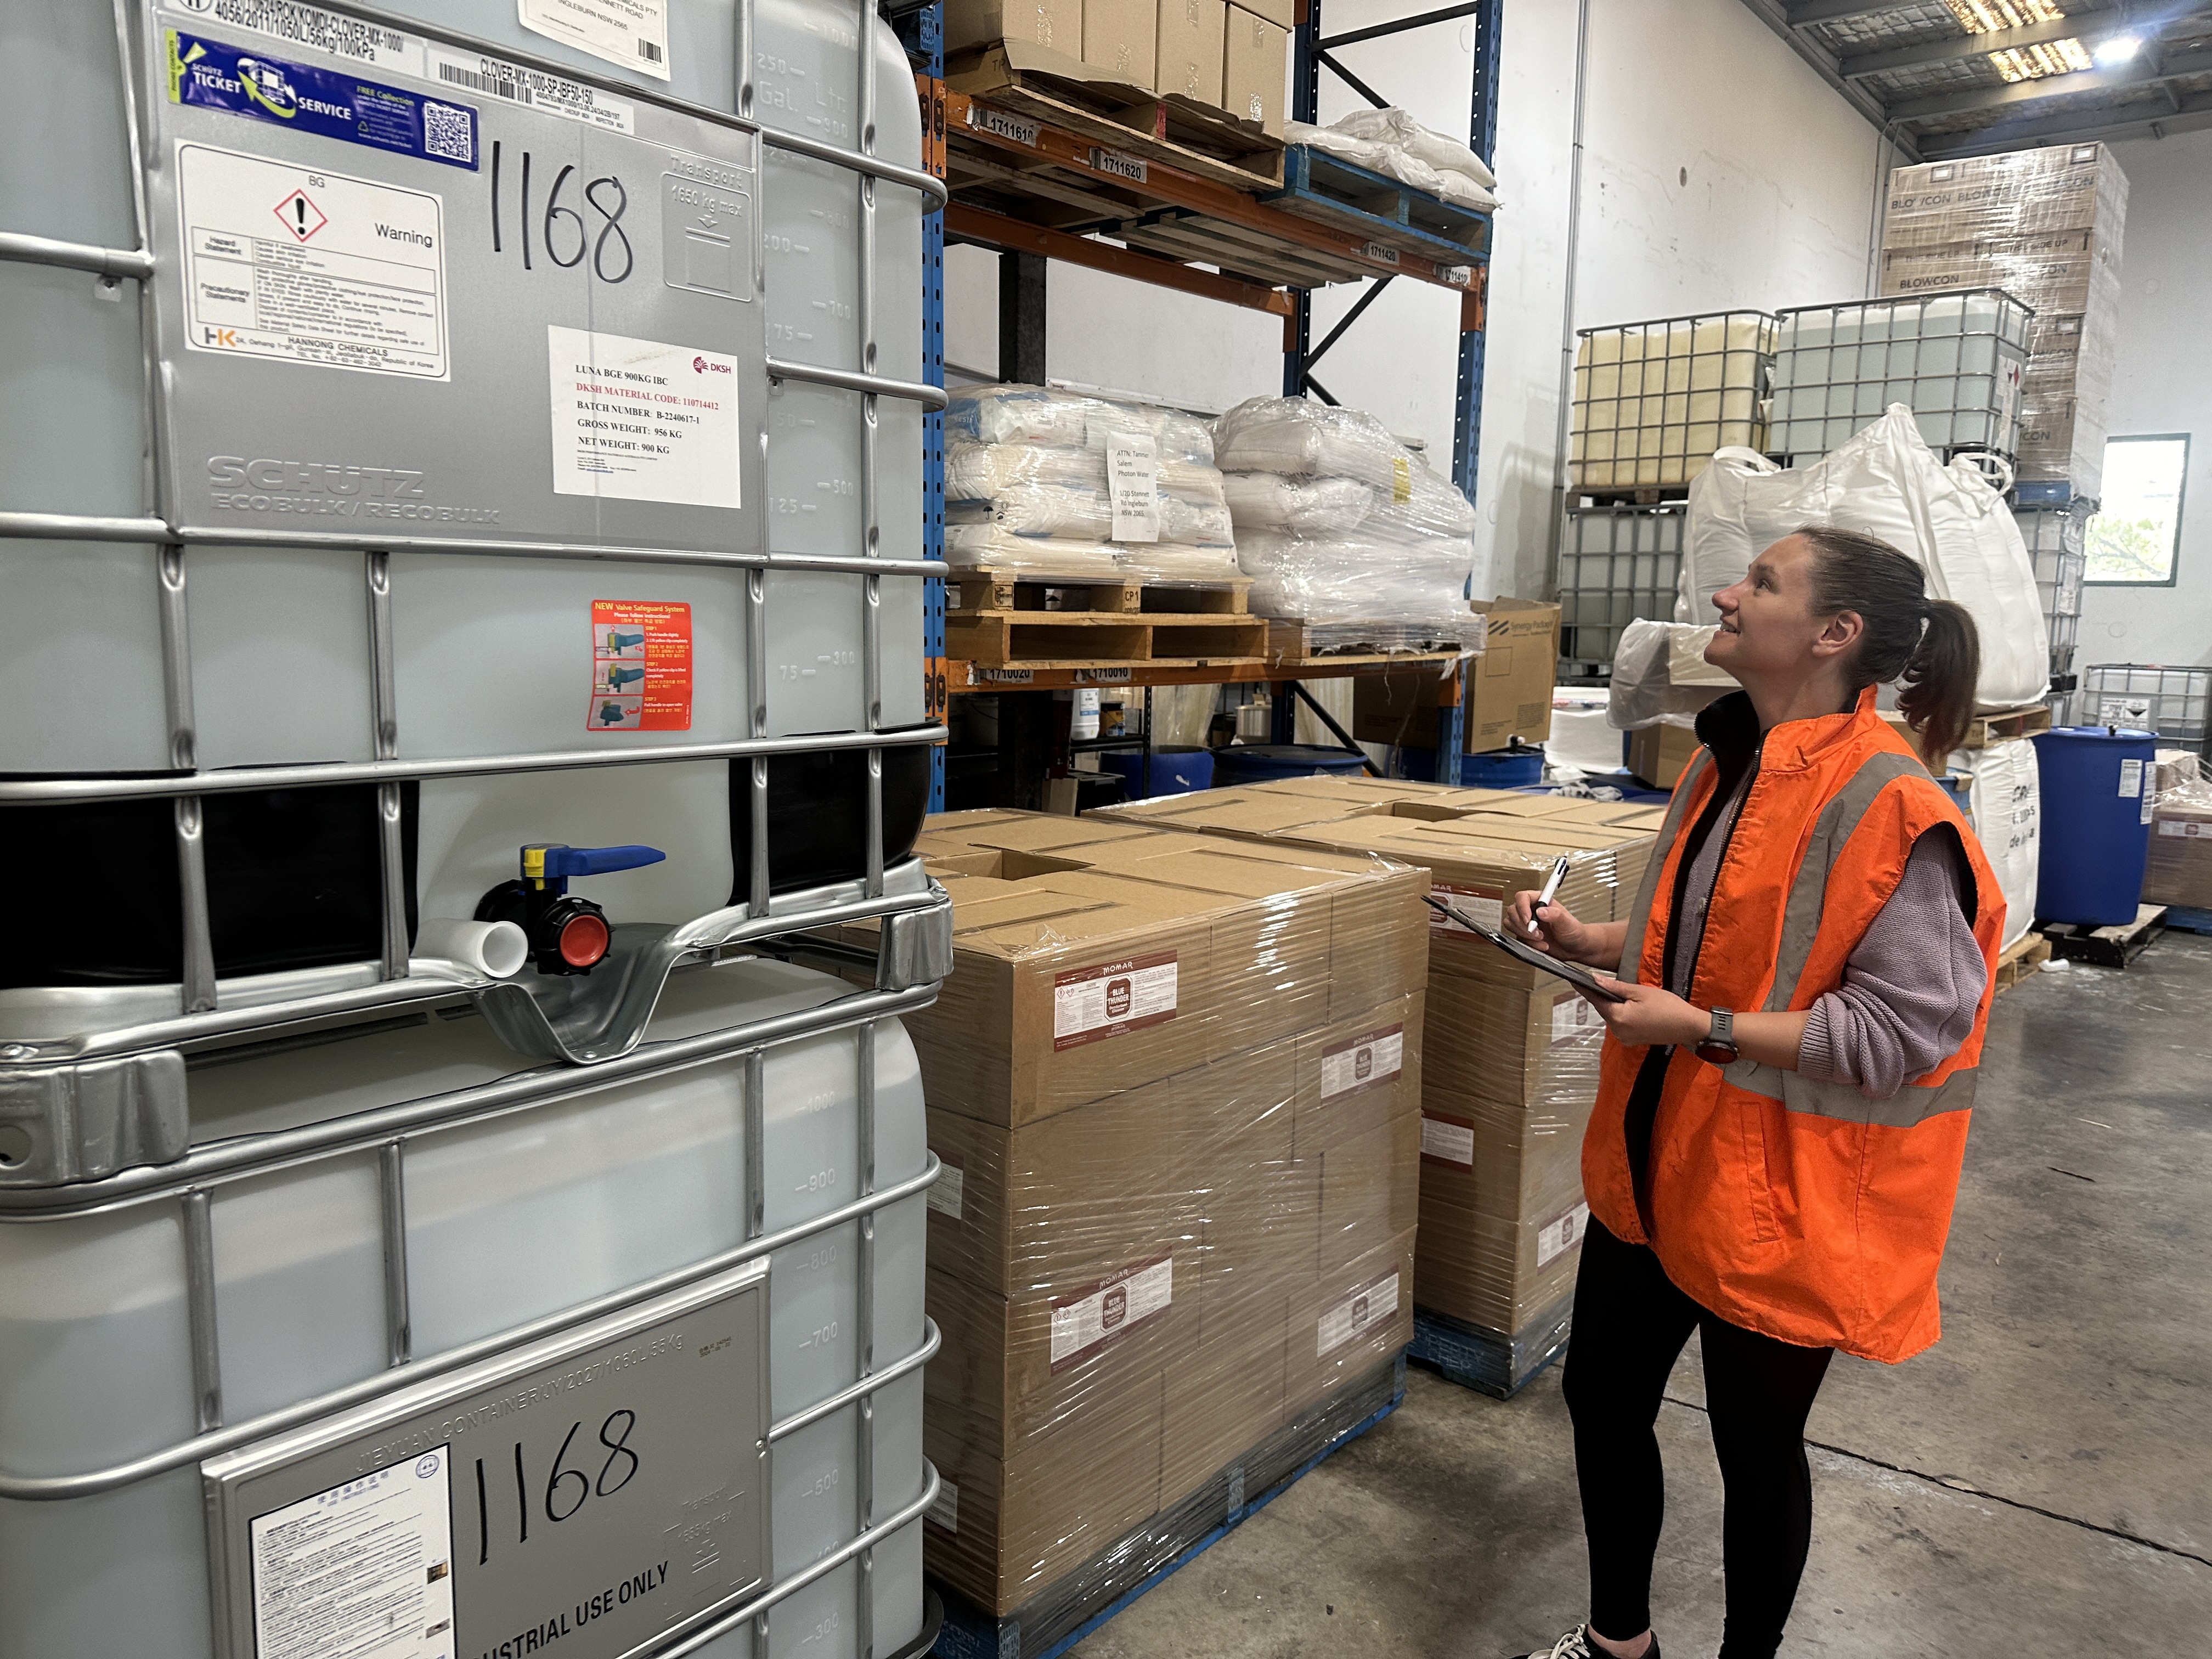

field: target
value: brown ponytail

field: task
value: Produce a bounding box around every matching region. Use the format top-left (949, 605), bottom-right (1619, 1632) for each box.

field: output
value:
top-left (1793, 524), bottom-right (1982, 764)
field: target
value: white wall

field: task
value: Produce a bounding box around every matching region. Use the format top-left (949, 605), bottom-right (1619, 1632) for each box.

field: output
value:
top-left (2078, 128), bottom-right (2212, 670)
top-left (942, 0), bottom-right (1889, 597)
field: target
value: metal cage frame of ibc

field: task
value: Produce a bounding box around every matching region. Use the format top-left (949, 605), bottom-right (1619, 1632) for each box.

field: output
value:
top-left (1567, 310), bottom-right (1778, 494)
top-left (0, 0), bottom-right (958, 1076)
top-left (0, 994), bottom-right (948, 1656)
top-left (2015, 503), bottom-right (2087, 692)
top-left (1554, 502), bottom-right (1687, 678)
top-left (2080, 665), bottom-right (2212, 746)
top-left (1765, 286), bottom-right (2033, 469)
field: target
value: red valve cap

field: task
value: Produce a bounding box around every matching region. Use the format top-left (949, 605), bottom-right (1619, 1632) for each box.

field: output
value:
top-left (557, 912), bottom-right (611, 968)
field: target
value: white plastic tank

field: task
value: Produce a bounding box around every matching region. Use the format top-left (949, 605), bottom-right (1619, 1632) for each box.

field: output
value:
top-left (0, 0), bottom-right (936, 1015)
top-left (0, 958), bottom-right (933, 1659)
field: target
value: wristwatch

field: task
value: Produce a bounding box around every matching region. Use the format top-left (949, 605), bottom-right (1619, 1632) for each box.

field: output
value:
top-left (1694, 1007), bottom-right (1740, 1065)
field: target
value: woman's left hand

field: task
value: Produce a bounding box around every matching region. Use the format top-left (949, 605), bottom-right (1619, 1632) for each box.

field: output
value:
top-left (1584, 980), bottom-right (1709, 1049)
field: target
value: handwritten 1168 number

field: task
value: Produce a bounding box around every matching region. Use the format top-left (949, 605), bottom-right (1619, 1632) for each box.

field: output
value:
top-left (490, 142), bottom-right (633, 283)
top-left (475, 1408), bottom-right (640, 1562)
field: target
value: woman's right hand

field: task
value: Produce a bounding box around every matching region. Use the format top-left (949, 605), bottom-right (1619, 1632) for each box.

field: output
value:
top-left (1508, 890), bottom-right (1604, 964)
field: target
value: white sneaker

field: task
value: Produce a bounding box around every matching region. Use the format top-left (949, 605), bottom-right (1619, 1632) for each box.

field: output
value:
top-left (1509, 1629), bottom-right (1661, 1659)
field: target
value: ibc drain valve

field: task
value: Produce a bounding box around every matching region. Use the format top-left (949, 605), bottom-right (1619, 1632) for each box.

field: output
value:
top-left (475, 842), bottom-right (666, 976)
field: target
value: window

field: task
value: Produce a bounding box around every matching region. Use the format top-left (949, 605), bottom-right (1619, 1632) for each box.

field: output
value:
top-left (2084, 435), bottom-right (2188, 586)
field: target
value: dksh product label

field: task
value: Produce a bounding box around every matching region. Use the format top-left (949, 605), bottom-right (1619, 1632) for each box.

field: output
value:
top-left (1051, 951), bottom-right (1177, 1050)
top-left (1321, 1024), bottom-right (1404, 1102)
top-left (549, 327), bottom-right (741, 509)
top-left (1049, 1256), bottom-right (1172, 1370)
top-left (588, 600), bottom-right (691, 730)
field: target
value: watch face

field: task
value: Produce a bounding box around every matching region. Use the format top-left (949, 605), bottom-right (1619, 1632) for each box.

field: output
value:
top-left (1695, 1041), bottom-right (1739, 1065)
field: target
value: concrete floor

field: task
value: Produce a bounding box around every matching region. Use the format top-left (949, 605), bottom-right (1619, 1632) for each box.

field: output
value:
top-left (1069, 932), bottom-right (2212, 1658)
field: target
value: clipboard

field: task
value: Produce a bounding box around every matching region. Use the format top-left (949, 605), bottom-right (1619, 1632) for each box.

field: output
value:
top-left (1422, 894), bottom-right (1629, 1003)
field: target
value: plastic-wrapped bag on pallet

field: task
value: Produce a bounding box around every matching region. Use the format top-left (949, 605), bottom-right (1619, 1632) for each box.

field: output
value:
top-left (944, 384), bottom-right (1239, 582)
top-left (1215, 396), bottom-right (1485, 651)
top-left (1605, 619), bottom-right (1738, 729)
top-left (1960, 737), bottom-right (2040, 949)
top-left (1680, 405), bottom-right (2049, 709)
top-left (1283, 107), bottom-right (1500, 211)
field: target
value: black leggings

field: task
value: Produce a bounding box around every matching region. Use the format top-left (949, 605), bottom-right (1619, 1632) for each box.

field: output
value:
top-left (1562, 1218), bottom-right (1835, 1659)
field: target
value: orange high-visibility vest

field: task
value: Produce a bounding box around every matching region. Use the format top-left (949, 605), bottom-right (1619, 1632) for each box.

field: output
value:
top-left (1584, 688), bottom-right (2004, 1363)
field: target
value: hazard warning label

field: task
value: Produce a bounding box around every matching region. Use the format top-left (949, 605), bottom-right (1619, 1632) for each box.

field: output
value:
top-left (589, 600), bottom-right (692, 730)
top-left (177, 142), bottom-right (448, 379)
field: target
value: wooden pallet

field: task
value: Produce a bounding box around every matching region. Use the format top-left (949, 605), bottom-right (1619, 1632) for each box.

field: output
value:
top-left (1259, 146), bottom-right (1491, 262)
top-left (1882, 702), bottom-right (2052, 755)
top-left (1119, 206), bottom-right (1378, 287)
top-left (947, 41), bottom-right (1285, 193)
top-left (946, 566), bottom-right (1250, 616)
top-left (2036, 904), bottom-right (2166, 969)
top-left (1567, 482), bottom-right (1696, 506)
top-left (1264, 618), bottom-right (1477, 664)
top-left (2164, 904), bottom-right (2212, 935)
top-left (1991, 932), bottom-right (2052, 995)
top-left (945, 606), bottom-right (1269, 668)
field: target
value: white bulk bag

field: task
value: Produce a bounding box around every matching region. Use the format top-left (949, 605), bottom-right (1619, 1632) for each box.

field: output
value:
top-left (1961, 737), bottom-right (2039, 948)
top-left (1681, 405), bottom-right (2049, 709)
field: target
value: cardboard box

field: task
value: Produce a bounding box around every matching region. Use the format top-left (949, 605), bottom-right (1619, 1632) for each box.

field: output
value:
top-left (1156, 0), bottom-right (1226, 103)
top-left (1084, 0), bottom-right (1156, 87)
top-left (946, 0), bottom-right (1082, 56)
top-left (1314, 1103), bottom-right (1420, 1278)
top-left (1412, 1187), bottom-right (1590, 1335)
top-left (1628, 721), bottom-right (1701, 789)
top-left (924, 1368), bottom-right (1165, 1613)
top-left (1220, 4), bottom-right (1286, 136)
top-left (1284, 1227), bottom-right (1418, 1406)
top-left (1424, 967), bottom-right (1607, 1105)
top-left (1231, 0), bottom-right (1291, 25)
top-left (1357, 600), bottom-right (1561, 754)
top-left (2145, 786), bottom-right (2212, 910)
top-left (1161, 1293), bottom-right (1289, 1500)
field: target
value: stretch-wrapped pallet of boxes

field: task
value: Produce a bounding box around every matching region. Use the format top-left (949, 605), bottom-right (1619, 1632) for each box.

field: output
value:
top-left (839, 811), bottom-right (1429, 1616)
top-left (1570, 312), bottom-right (1778, 490)
top-left (1214, 396), bottom-right (1485, 652)
top-left (2145, 777), bottom-right (2212, 911)
top-left (1880, 143), bottom-right (2128, 496)
top-left (945, 385), bottom-right (1240, 580)
top-left (1099, 777), bottom-right (1665, 1350)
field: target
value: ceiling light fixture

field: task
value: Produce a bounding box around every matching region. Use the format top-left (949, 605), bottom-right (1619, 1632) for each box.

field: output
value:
top-left (1988, 37), bottom-right (2095, 80)
top-left (2093, 33), bottom-right (2143, 64)
top-left (1943, 0), bottom-right (2068, 34)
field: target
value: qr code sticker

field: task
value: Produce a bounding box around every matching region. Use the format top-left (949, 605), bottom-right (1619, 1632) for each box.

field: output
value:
top-left (422, 101), bottom-right (475, 164)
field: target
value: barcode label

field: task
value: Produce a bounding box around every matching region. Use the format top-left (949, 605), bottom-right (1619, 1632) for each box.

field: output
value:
top-left (639, 37), bottom-right (663, 61)
top-left (516, 0), bottom-right (670, 82)
top-left (437, 60), bottom-right (531, 103)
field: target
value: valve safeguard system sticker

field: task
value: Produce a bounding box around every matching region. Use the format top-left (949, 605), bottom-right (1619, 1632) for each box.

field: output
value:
top-left (588, 600), bottom-right (691, 730)
top-left (167, 29), bottom-right (480, 170)
top-left (177, 141), bottom-right (449, 379)
top-left (549, 327), bottom-right (742, 507)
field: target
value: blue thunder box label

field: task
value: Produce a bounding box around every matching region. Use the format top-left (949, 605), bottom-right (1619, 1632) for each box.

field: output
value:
top-left (167, 29), bottom-right (480, 171)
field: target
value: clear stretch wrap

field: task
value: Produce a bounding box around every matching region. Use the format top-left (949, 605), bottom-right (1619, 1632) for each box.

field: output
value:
top-left (1880, 144), bottom-right (2128, 494)
top-left (1090, 777), bottom-right (1668, 1340)
top-left (2145, 779), bottom-right (2212, 910)
top-left (1283, 108), bottom-right (1499, 211)
top-left (1215, 398), bottom-right (1483, 651)
top-left (835, 812), bottom-right (1430, 1617)
top-left (1606, 618), bottom-right (1737, 729)
top-left (944, 386), bottom-right (1239, 581)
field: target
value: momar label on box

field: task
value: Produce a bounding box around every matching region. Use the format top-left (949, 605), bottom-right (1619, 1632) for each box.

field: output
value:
top-left (588, 599), bottom-right (692, 730)
top-left (1429, 882), bottom-right (1504, 934)
top-left (1538, 1201), bottom-right (1593, 1268)
top-left (1052, 950), bottom-right (1177, 1050)
top-left (1317, 1268), bottom-right (1399, 1358)
top-left (1419, 1113), bottom-right (1475, 1168)
top-left (926, 1152), bottom-right (964, 1223)
top-left (1048, 1255), bottom-right (1172, 1370)
top-left (1550, 990), bottom-right (1602, 1046)
top-left (1321, 1024), bottom-right (1404, 1102)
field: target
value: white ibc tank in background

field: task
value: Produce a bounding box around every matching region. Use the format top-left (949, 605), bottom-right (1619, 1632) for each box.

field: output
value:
top-left (0, 960), bottom-right (933, 1659)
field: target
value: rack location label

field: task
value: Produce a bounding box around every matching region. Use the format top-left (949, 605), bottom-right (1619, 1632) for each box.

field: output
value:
top-left (588, 600), bottom-right (692, 731)
top-left (178, 142), bottom-right (449, 379)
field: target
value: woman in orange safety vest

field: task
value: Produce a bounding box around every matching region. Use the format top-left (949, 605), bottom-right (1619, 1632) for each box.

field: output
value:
top-left (1509, 526), bottom-right (2005, 1659)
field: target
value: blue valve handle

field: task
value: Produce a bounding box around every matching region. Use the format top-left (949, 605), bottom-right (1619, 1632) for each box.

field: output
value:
top-left (543, 844), bottom-right (665, 878)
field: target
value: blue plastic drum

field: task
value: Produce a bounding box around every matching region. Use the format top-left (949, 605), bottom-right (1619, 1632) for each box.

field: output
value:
top-left (2030, 725), bottom-right (2158, 927)
top-left (1100, 745), bottom-right (1215, 798)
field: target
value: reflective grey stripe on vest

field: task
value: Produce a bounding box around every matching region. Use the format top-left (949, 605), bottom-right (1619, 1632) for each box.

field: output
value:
top-left (1616, 746), bottom-right (1713, 983)
top-left (1718, 1054), bottom-right (1979, 1126)
top-left (1759, 750), bottom-right (1931, 1013)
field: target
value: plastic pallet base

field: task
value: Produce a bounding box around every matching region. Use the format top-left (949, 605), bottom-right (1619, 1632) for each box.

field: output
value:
top-left (2013, 480), bottom-right (2097, 509)
top-left (2035, 905), bottom-right (2168, 968)
top-left (1408, 1300), bottom-right (1573, 1400)
top-left (928, 1354), bottom-right (1407, 1659)
top-left (2160, 905), bottom-right (2212, 935)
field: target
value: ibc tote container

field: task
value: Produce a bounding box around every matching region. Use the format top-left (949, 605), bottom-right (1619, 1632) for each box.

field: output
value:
top-left (0, 958), bottom-right (941, 1659)
top-left (1568, 312), bottom-right (1776, 491)
top-left (1, 0), bottom-right (949, 1063)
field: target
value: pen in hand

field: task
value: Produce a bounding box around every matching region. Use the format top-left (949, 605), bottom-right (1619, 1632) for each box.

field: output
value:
top-left (1527, 855), bottom-right (1571, 934)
